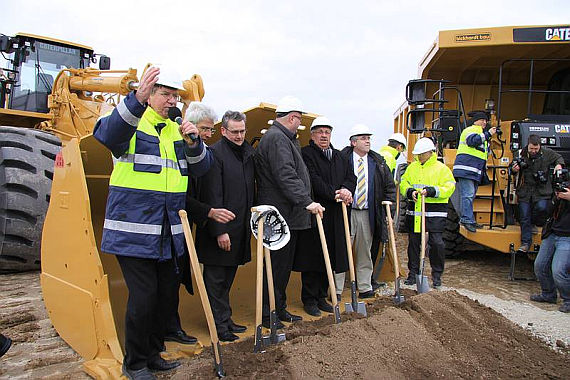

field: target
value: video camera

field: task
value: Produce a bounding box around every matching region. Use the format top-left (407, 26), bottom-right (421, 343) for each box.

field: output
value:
top-left (553, 168), bottom-right (569, 193)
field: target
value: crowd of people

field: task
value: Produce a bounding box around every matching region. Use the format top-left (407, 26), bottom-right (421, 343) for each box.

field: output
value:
top-left (80, 66), bottom-right (569, 379)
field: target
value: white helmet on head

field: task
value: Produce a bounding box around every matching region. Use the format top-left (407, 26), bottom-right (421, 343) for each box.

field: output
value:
top-left (276, 96), bottom-right (304, 114)
top-left (310, 116), bottom-right (333, 130)
top-left (412, 137), bottom-right (436, 155)
top-left (388, 132), bottom-right (407, 147)
top-left (349, 124), bottom-right (372, 138)
top-left (151, 64), bottom-right (184, 91)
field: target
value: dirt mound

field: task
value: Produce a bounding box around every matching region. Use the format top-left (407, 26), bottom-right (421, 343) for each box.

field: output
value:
top-left (166, 291), bottom-right (568, 379)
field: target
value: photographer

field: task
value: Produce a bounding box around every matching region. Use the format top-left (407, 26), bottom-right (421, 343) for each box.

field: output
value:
top-left (530, 178), bottom-right (570, 314)
top-left (511, 134), bottom-right (564, 252)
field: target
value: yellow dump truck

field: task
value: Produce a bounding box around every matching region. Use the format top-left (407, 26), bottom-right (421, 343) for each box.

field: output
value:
top-left (393, 25), bottom-right (570, 277)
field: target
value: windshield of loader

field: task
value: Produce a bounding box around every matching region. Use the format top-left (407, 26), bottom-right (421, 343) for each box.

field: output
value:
top-left (10, 41), bottom-right (87, 113)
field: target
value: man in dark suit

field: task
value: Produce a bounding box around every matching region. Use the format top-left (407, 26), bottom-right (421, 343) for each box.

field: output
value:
top-left (294, 117), bottom-right (356, 316)
top-left (337, 124), bottom-right (396, 299)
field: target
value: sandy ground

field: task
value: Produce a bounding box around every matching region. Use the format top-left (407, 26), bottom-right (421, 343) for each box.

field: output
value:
top-left (1, 233), bottom-right (568, 379)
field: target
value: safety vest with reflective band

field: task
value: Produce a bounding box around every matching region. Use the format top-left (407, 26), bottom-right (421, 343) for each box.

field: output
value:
top-left (453, 125), bottom-right (490, 182)
top-left (93, 92), bottom-right (211, 260)
top-left (400, 153), bottom-right (456, 233)
top-left (379, 145), bottom-right (398, 176)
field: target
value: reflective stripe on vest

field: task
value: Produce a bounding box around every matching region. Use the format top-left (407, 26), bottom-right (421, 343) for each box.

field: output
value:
top-left (117, 153), bottom-right (188, 170)
top-left (452, 165), bottom-right (482, 175)
top-left (406, 211), bottom-right (448, 217)
top-left (456, 126), bottom-right (487, 161)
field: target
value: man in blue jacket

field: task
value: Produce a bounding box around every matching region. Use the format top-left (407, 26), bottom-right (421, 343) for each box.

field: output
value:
top-left (93, 66), bottom-right (212, 380)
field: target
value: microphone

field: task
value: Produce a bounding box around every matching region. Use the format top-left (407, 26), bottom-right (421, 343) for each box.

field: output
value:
top-left (168, 107), bottom-right (197, 142)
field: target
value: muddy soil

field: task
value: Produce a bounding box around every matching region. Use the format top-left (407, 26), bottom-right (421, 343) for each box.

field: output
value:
top-left (1, 233), bottom-right (568, 379)
top-left (165, 290), bottom-right (568, 379)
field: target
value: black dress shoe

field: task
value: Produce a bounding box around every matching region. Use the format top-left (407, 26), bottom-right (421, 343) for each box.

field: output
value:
top-left (371, 280), bottom-right (387, 290)
top-left (147, 357), bottom-right (180, 372)
top-left (262, 318), bottom-right (285, 329)
top-left (317, 298), bottom-right (334, 313)
top-left (164, 330), bottom-right (197, 345)
top-left (0, 334), bottom-right (11, 358)
top-left (461, 222), bottom-right (477, 233)
top-left (277, 309), bottom-right (303, 322)
top-left (122, 363), bottom-right (156, 380)
top-left (404, 277), bottom-right (416, 285)
top-left (432, 278), bottom-right (442, 288)
top-left (329, 293), bottom-right (342, 303)
top-left (303, 303), bottom-right (321, 316)
top-left (228, 320), bottom-right (247, 333)
top-left (358, 290), bottom-right (376, 299)
top-left (218, 331), bottom-right (239, 342)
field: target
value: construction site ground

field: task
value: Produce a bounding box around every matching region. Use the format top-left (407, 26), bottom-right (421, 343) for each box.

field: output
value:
top-left (1, 233), bottom-right (569, 379)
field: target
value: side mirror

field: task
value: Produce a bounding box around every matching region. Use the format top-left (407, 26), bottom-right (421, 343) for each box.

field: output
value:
top-left (99, 55), bottom-right (111, 70)
top-left (407, 109), bottom-right (425, 133)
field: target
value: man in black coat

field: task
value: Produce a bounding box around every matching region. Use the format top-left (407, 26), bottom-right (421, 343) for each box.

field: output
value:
top-left (294, 116), bottom-right (356, 316)
top-left (336, 124), bottom-right (396, 299)
top-left (196, 110), bottom-right (255, 342)
top-left (254, 96), bottom-right (325, 327)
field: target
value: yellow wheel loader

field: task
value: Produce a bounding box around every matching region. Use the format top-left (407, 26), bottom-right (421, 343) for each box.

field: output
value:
top-left (1, 32), bottom-right (402, 378)
top-left (393, 25), bottom-right (570, 279)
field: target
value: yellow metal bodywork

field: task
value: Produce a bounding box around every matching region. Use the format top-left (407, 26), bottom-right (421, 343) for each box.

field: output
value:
top-left (393, 25), bottom-right (570, 254)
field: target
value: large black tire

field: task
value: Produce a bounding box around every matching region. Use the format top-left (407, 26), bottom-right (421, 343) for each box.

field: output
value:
top-left (0, 127), bottom-right (61, 273)
top-left (442, 202), bottom-right (485, 258)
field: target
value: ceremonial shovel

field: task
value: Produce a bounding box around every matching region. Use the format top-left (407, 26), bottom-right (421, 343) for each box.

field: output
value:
top-left (416, 195), bottom-right (430, 294)
top-left (382, 201), bottom-right (404, 304)
top-left (338, 200), bottom-right (367, 316)
top-left (316, 214), bottom-right (342, 323)
top-left (179, 210), bottom-right (225, 378)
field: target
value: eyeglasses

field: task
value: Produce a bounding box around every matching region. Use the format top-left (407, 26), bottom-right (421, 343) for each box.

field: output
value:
top-left (291, 114), bottom-right (302, 122)
top-left (223, 127), bottom-right (246, 136)
top-left (312, 129), bottom-right (331, 135)
top-left (157, 91), bottom-right (178, 100)
top-left (199, 127), bottom-right (216, 134)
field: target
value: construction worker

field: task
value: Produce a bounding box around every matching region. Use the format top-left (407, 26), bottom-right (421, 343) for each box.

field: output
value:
top-left (401, 138), bottom-right (455, 288)
top-left (379, 132), bottom-right (407, 176)
top-left (93, 66), bottom-right (212, 379)
top-left (337, 124), bottom-right (396, 299)
top-left (295, 116), bottom-right (355, 316)
top-left (452, 111), bottom-right (496, 233)
top-left (254, 96), bottom-right (325, 328)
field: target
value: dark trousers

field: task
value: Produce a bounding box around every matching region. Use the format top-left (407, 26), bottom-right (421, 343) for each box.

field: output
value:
top-left (203, 265), bottom-right (238, 334)
top-left (263, 230), bottom-right (299, 318)
top-left (165, 253), bottom-right (192, 335)
top-left (117, 255), bottom-right (179, 370)
top-left (407, 232), bottom-right (445, 280)
top-left (301, 271), bottom-right (328, 306)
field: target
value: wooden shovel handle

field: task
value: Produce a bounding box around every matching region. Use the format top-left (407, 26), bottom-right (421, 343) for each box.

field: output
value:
top-left (383, 202), bottom-right (400, 277)
top-left (264, 247), bottom-right (276, 311)
top-left (339, 200), bottom-right (356, 282)
top-left (316, 214), bottom-right (338, 308)
top-left (179, 210), bottom-right (221, 362)
top-left (254, 215), bottom-right (265, 329)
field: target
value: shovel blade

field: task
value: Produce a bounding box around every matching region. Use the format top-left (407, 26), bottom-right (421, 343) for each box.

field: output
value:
top-left (263, 332), bottom-right (286, 346)
top-left (415, 274), bottom-right (430, 294)
top-left (345, 301), bottom-right (367, 317)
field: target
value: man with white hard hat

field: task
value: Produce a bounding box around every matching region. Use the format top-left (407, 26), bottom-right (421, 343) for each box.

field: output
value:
top-left (336, 124), bottom-right (396, 300)
top-left (94, 65), bottom-right (212, 379)
top-left (400, 137), bottom-right (455, 288)
top-left (254, 96), bottom-right (325, 327)
top-left (380, 132), bottom-right (407, 176)
top-left (293, 116), bottom-right (356, 316)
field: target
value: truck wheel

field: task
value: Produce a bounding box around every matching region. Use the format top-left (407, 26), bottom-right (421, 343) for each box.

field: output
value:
top-left (442, 203), bottom-right (465, 258)
top-left (0, 127), bottom-right (61, 273)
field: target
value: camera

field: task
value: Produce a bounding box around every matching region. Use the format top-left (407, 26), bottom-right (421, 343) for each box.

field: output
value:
top-left (511, 157), bottom-right (528, 170)
top-left (553, 168), bottom-right (569, 193)
top-left (533, 170), bottom-right (548, 184)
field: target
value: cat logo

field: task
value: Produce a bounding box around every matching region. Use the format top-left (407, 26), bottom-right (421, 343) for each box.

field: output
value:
top-left (555, 125), bottom-right (570, 133)
top-left (545, 28), bottom-right (570, 41)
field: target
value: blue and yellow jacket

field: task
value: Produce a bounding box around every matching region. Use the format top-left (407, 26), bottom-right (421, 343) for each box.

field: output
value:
top-left (93, 92), bottom-right (212, 260)
top-left (453, 124), bottom-right (491, 182)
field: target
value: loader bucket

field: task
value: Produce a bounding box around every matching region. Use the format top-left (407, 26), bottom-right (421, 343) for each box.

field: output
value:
top-left (40, 105), bottom-right (401, 379)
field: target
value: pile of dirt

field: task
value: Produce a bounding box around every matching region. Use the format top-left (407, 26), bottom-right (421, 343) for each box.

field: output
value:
top-left (166, 290), bottom-right (568, 379)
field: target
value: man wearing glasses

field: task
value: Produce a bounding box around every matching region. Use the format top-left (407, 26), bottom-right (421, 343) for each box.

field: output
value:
top-left (337, 125), bottom-right (396, 299)
top-left (254, 96), bottom-right (325, 328)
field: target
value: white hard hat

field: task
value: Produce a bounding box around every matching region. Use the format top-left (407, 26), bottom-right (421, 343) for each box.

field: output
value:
top-left (250, 205), bottom-right (290, 250)
top-left (151, 64), bottom-right (184, 91)
top-left (276, 96), bottom-right (304, 114)
top-left (349, 124), bottom-right (372, 138)
top-left (412, 138), bottom-right (436, 155)
top-left (388, 132), bottom-right (407, 147)
top-left (310, 116), bottom-right (333, 130)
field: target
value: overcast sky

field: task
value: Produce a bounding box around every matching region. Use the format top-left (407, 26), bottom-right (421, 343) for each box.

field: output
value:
top-left (2, 0), bottom-right (569, 150)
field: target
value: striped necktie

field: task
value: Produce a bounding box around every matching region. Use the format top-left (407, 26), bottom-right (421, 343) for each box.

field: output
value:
top-left (356, 158), bottom-right (366, 209)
